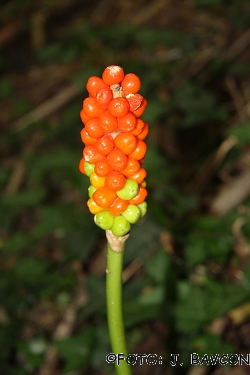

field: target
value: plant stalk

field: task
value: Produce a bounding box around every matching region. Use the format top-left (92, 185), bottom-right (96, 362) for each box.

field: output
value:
top-left (106, 230), bottom-right (132, 375)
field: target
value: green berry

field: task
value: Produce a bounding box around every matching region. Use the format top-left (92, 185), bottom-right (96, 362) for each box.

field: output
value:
top-left (122, 204), bottom-right (141, 224)
top-left (117, 179), bottom-right (138, 200)
top-left (94, 211), bottom-right (114, 230)
top-left (88, 185), bottom-right (97, 198)
top-left (84, 161), bottom-right (95, 176)
top-left (138, 201), bottom-right (147, 217)
top-left (111, 216), bottom-right (130, 237)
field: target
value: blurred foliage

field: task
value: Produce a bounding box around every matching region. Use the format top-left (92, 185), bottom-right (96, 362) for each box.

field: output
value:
top-left (1, 1), bottom-right (250, 374)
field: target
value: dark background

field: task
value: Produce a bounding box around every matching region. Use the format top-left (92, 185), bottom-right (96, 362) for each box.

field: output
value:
top-left (1, 0), bottom-right (250, 374)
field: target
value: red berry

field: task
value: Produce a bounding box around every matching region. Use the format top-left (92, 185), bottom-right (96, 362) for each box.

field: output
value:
top-left (83, 97), bottom-right (104, 117)
top-left (94, 159), bottom-right (113, 177)
top-left (107, 148), bottom-right (128, 171)
top-left (105, 171), bottom-right (126, 191)
top-left (133, 98), bottom-right (147, 117)
top-left (80, 109), bottom-right (91, 125)
top-left (85, 118), bottom-right (104, 138)
top-left (129, 168), bottom-right (147, 184)
top-left (83, 146), bottom-right (105, 164)
top-left (121, 156), bottom-right (140, 177)
top-left (131, 118), bottom-right (145, 136)
top-left (99, 110), bottom-right (118, 133)
top-left (102, 65), bottom-right (124, 85)
top-left (79, 158), bottom-right (86, 174)
top-left (109, 197), bottom-right (128, 216)
top-left (80, 128), bottom-right (97, 145)
top-left (129, 140), bottom-right (147, 160)
top-left (117, 112), bottom-right (137, 132)
top-left (96, 87), bottom-right (113, 109)
top-left (93, 187), bottom-right (117, 208)
top-left (114, 133), bottom-right (137, 155)
top-left (94, 135), bottom-right (115, 155)
top-left (121, 73), bottom-right (141, 96)
top-left (128, 186), bottom-right (147, 204)
top-left (86, 76), bottom-right (108, 97)
top-left (137, 122), bottom-right (149, 140)
top-left (108, 98), bottom-right (130, 117)
top-left (126, 93), bottom-right (143, 111)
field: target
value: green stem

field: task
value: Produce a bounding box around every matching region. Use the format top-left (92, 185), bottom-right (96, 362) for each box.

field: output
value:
top-left (106, 230), bottom-right (132, 375)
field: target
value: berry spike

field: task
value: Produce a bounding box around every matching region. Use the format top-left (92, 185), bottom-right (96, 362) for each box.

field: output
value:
top-left (79, 65), bottom-right (148, 236)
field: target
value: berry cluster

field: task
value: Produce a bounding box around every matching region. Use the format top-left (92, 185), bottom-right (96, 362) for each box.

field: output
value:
top-left (79, 65), bottom-right (148, 237)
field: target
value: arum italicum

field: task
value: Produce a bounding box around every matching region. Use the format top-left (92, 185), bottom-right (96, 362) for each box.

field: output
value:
top-left (79, 65), bottom-right (148, 375)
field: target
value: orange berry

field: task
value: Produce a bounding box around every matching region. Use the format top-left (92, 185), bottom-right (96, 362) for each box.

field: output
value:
top-left (129, 168), bottom-right (147, 184)
top-left (114, 133), bottom-right (137, 155)
top-left (137, 123), bottom-right (149, 140)
top-left (105, 171), bottom-right (126, 191)
top-left (121, 73), bottom-right (141, 96)
top-left (117, 112), bottom-right (137, 132)
top-left (86, 76), bottom-right (108, 97)
top-left (126, 93), bottom-right (143, 112)
top-left (120, 156), bottom-right (140, 177)
top-left (102, 65), bottom-right (124, 85)
top-left (79, 158), bottom-right (86, 175)
top-left (83, 97), bottom-right (104, 117)
top-left (94, 135), bottom-right (114, 155)
top-left (107, 148), bottom-right (128, 171)
top-left (129, 140), bottom-right (147, 160)
top-left (109, 197), bottom-right (128, 216)
top-left (80, 109), bottom-right (91, 125)
top-left (108, 98), bottom-right (130, 117)
top-left (85, 118), bottom-right (104, 138)
top-left (83, 146), bottom-right (105, 164)
top-left (96, 87), bottom-right (113, 109)
top-left (128, 186), bottom-right (147, 205)
top-left (90, 172), bottom-right (105, 188)
top-left (131, 118), bottom-right (145, 136)
top-left (87, 198), bottom-right (104, 214)
top-left (80, 128), bottom-right (97, 145)
top-left (99, 110), bottom-right (118, 133)
top-left (133, 98), bottom-right (147, 117)
top-left (93, 187), bottom-right (117, 208)
top-left (94, 159), bottom-right (113, 177)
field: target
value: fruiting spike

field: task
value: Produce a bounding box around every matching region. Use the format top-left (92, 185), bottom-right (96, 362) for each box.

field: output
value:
top-left (79, 66), bottom-right (148, 236)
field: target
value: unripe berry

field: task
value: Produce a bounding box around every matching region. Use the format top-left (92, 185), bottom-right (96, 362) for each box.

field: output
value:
top-left (138, 201), bottom-right (147, 217)
top-left (94, 210), bottom-right (114, 230)
top-left (111, 216), bottom-right (130, 237)
top-left (117, 179), bottom-right (139, 200)
top-left (83, 161), bottom-right (95, 176)
top-left (88, 185), bottom-right (97, 198)
top-left (122, 204), bottom-right (141, 224)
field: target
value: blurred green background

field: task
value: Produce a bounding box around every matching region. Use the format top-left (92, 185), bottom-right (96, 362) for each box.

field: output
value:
top-left (1, 0), bottom-right (250, 374)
